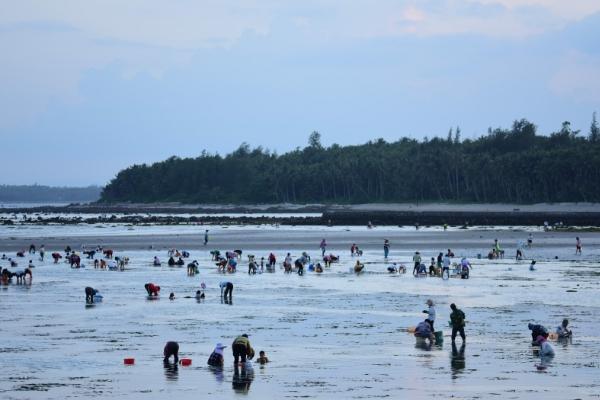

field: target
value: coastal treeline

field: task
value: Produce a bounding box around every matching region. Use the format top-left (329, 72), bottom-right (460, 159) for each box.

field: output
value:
top-left (0, 185), bottom-right (101, 203)
top-left (101, 117), bottom-right (600, 204)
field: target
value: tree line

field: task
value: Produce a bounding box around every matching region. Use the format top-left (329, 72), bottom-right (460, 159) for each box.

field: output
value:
top-left (100, 116), bottom-right (600, 204)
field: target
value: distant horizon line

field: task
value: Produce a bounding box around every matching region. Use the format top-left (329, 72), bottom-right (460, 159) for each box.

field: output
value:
top-left (0, 183), bottom-right (103, 189)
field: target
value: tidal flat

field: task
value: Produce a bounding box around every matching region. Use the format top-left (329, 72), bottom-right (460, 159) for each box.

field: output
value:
top-left (1, 224), bottom-right (598, 399)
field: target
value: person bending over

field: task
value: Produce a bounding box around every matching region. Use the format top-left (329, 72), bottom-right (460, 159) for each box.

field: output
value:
top-left (232, 334), bottom-right (254, 365)
top-left (163, 341), bottom-right (179, 363)
top-left (145, 283), bottom-right (160, 296)
top-left (85, 286), bottom-right (98, 303)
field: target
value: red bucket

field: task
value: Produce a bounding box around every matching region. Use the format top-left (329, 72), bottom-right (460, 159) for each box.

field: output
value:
top-left (123, 358), bottom-right (135, 365)
top-left (179, 358), bottom-right (192, 366)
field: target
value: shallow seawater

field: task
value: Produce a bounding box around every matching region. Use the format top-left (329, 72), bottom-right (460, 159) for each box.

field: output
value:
top-left (0, 226), bottom-right (599, 399)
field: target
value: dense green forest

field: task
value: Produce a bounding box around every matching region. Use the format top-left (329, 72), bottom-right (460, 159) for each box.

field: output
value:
top-left (101, 116), bottom-right (600, 204)
top-left (0, 185), bottom-right (101, 203)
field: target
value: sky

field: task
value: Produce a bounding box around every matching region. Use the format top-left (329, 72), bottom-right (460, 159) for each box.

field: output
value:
top-left (1, 0), bottom-right (599, 186)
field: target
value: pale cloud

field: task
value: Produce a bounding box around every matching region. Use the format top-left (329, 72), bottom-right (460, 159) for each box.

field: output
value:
top-left (0, 0), bottom-right (273, 50)
top-left (401, 5), bottom-right (427, 22)
top-left (1, 0), bottom-right (599, 141)
top-left (0, 22), bottom-right (193, 130)
top-left (475, 0), bottom-right (600, 20)
top-left (3, 0), bottom-right (600, 51)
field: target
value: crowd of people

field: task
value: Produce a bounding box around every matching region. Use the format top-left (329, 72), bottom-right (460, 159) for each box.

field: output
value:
top-left (1, 230), bottom-right (585, 375)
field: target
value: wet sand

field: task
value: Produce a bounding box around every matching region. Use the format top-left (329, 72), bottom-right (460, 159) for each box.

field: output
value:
top-left (1, 224), bottom-right (599, 255)
top-left (1, 225), bottom-right (599, 399)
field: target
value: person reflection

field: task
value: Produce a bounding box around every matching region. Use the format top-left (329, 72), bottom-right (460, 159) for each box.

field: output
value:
top-left (450, 342), bottom-right (466, 379)
top-left (163, 360), bottom-right (179, 381)
top-left (209, 366), bottom-right (224, 383)
top-left (232, 363), bottom-right (254, 394)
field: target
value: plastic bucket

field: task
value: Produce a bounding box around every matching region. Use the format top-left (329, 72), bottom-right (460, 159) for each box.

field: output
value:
top-left (415, 337), bottom-right (427, 345)
top-left (123, 358), bottom-right (135, 365)
top-left (434, 331), bottom-right (444, 344)
top-left (179, 358), bottom-right (192, 366)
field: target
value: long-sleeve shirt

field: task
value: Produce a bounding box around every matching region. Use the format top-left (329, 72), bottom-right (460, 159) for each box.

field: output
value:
top-left (425, 305), bottom-right (436, 322)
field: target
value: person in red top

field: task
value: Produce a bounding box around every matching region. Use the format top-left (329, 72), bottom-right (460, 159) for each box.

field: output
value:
top-left (268, 253), bottom-right (276, 270)
top-left (145, 283), bottom-right (160, 296)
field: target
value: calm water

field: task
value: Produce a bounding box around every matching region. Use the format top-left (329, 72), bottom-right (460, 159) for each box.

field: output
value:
top-left (0, 226), bottom-right (598, 399)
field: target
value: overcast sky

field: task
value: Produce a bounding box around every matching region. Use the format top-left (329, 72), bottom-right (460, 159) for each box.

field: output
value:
top-left (1, 0), bottom-right (599, 186)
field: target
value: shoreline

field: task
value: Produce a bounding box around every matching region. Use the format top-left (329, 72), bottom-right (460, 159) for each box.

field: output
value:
top-left (2, 202), bottom-right (600, 226)
top-left (1, 225), bottom-right (598, 253)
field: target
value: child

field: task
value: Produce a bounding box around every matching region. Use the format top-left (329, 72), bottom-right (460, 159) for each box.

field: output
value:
top-left (428, 258), bottom-right (436, 276)
top-left (257, 350), bottom-right (269, 365)
top-left (169, 292), bottom-right (175, 300)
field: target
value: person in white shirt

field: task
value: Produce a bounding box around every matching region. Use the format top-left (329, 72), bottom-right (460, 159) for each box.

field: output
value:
top-left (423, 299), bottom-right (436, 330)
top-left (442, 255), bottom-right (451, 279)
top-left (556, 319), bottom-right (572, 338)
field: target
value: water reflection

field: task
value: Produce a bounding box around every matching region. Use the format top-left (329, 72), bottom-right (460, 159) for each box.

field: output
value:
top-left (450, 342), bottom-right (466, 379)
top-left (232, 364), bottom-right (254, 394)
top-left (209, 366), bottom-right (224, 383)
top-left (536, 354), bottom-right (554, 371)
top-left (163, 360), bottom-right (179, 381)
top-left (557, 337), bottom-right (573, 347)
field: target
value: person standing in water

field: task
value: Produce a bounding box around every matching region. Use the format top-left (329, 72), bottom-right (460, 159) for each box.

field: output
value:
top-left (39, 245), bottom-right (45, 261)
top-left (204, 230), bottom-right (209, 246)
top-left (220, 281), bottom-right (233, 302)
top-left (442, 254), bottom-right (451, 279)
top-left (575, 237), bottom-right (582, 255)
top-left (384, 239), bottom-right (390, 259)
top-left (319, 239), bottom-right (327, 257)
top-left (412, 252), bottom-right (422, 275)
top-left (450, 303), bottom-right (466, 343)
